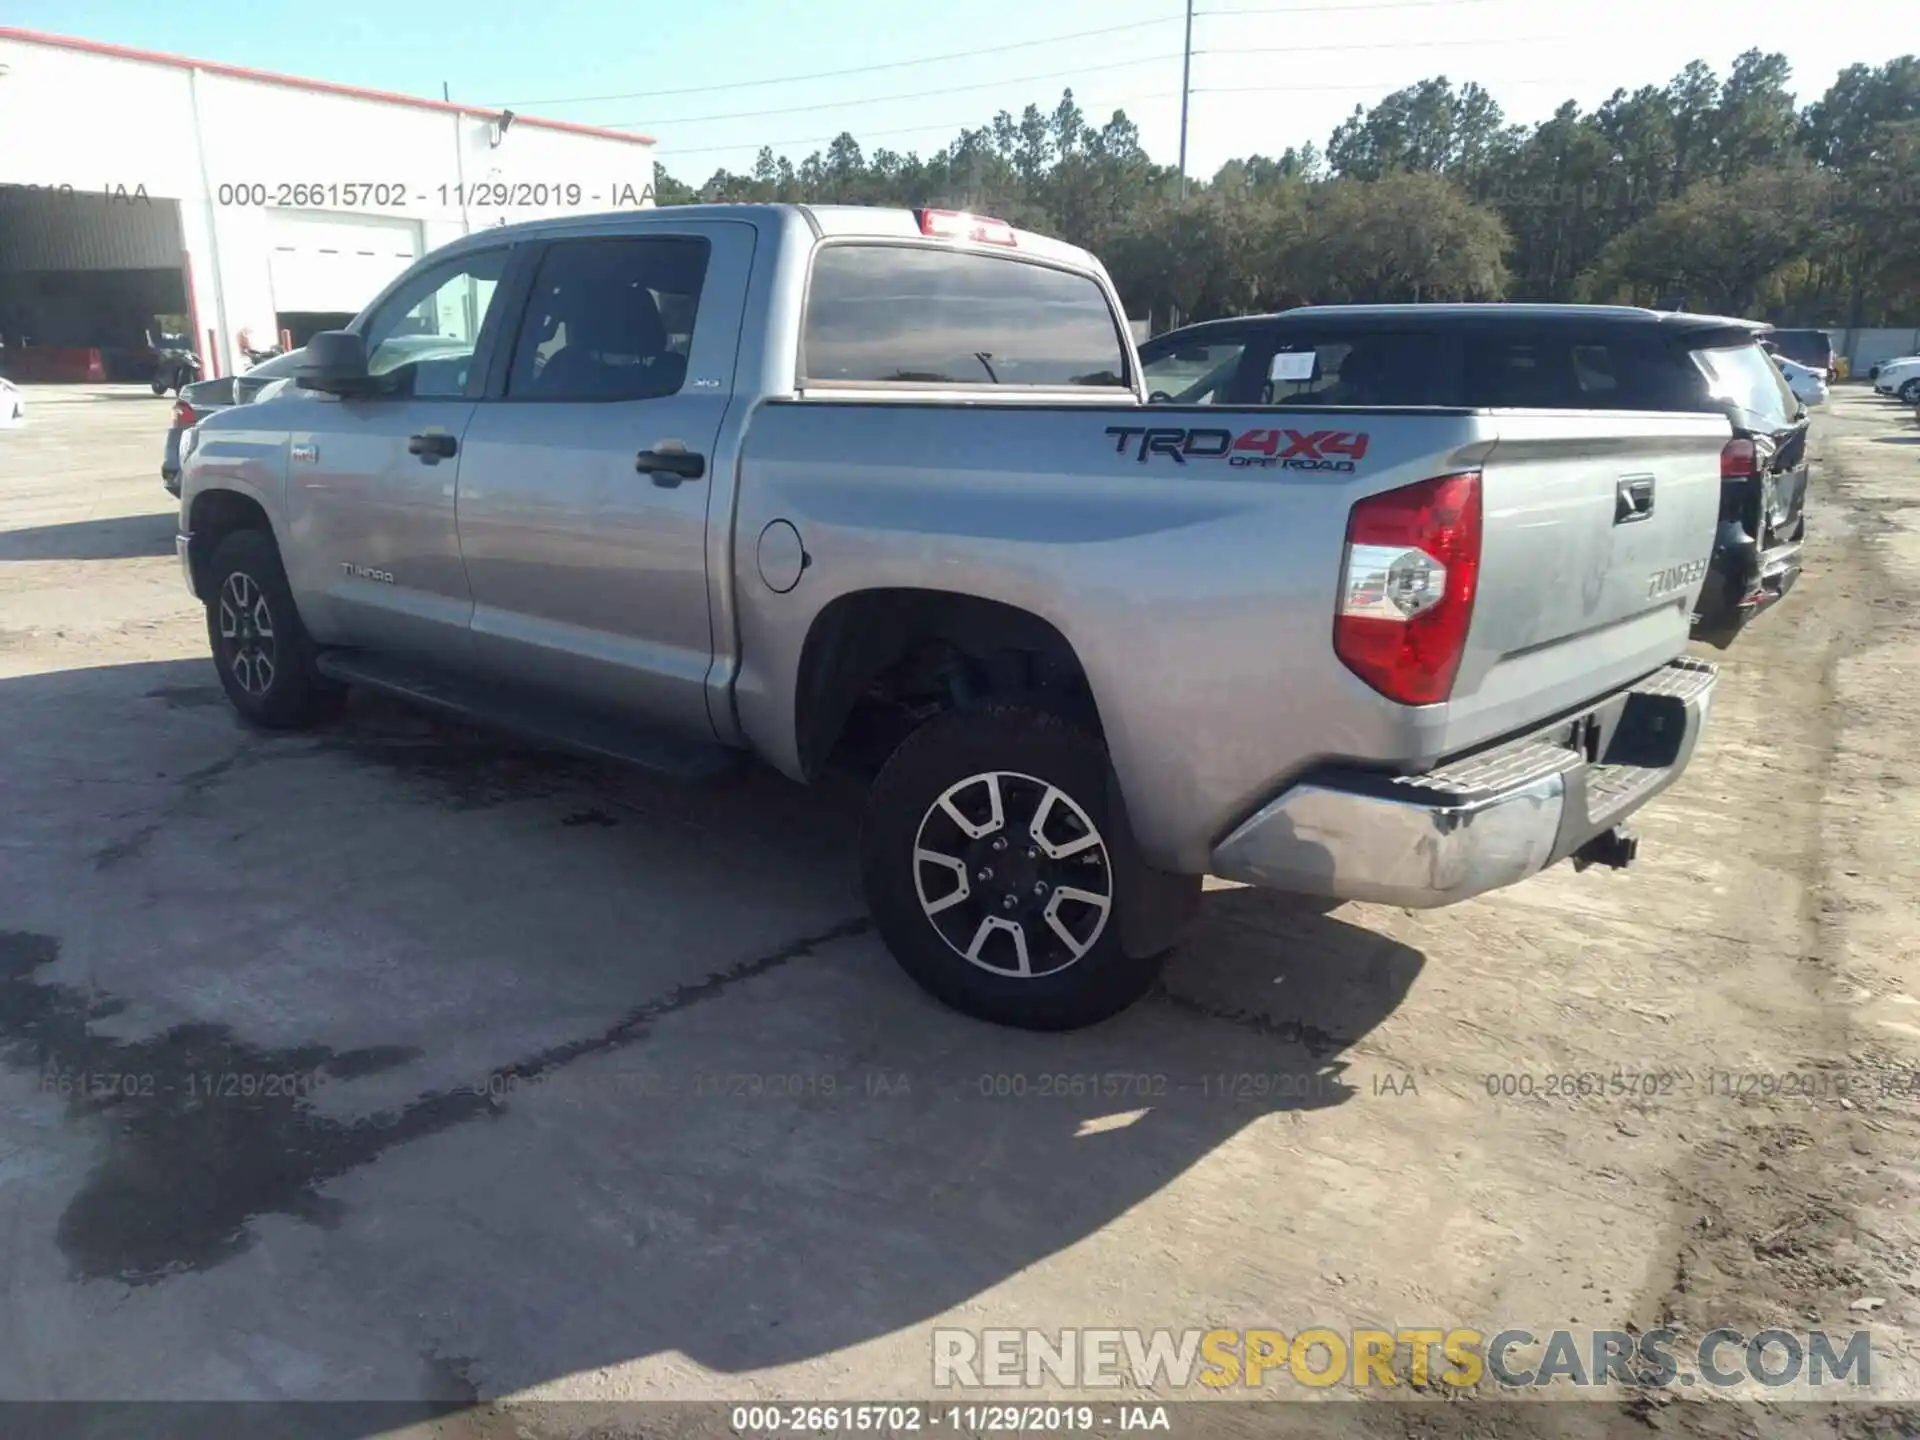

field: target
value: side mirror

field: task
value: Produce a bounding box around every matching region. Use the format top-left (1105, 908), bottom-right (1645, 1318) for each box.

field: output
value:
top-left (296, 330), bottom-right (371, 395)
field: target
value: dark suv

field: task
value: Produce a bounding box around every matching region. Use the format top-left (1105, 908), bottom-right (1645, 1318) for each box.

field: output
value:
top-left (1138, 304), bottom-right (1809, 646)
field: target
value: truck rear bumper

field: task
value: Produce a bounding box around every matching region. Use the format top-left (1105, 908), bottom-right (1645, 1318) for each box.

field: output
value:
top-left (1209, 656), bottom-right (1717, 909)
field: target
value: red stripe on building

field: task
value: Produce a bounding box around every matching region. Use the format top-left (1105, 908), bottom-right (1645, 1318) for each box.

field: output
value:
top-left (0, 27), bottom-right (657, 146)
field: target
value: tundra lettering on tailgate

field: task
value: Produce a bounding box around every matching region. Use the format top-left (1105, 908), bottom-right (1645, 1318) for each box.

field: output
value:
top-left (1106, 425), bottom-right (1370, 473)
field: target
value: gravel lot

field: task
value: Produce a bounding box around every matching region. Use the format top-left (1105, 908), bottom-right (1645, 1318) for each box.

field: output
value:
top-left (0, 383), bottom-right (1915, 1436)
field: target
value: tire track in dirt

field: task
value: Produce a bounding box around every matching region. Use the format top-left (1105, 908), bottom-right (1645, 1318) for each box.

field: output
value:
top-left (1630, 398), bottom-right (1920, 1432)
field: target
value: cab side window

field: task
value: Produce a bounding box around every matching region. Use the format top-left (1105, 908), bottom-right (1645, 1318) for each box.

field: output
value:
top-left (506, 237), bottom-right (711, 401)
top-left (360, 249), bottom-right (507, 399)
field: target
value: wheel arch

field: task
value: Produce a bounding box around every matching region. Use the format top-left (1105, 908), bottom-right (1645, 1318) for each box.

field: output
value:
top-left (186, 487), bottom-right (278, 599)
top-left (792, 588), bottom-right (1107, 781)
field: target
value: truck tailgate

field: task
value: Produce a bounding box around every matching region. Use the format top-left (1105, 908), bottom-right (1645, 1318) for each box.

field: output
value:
top-left (1442, 410), bottom-right (1727, 748)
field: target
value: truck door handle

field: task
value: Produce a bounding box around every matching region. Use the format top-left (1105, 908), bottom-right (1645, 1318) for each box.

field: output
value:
top-left (636, 447), bottom-right (706, 486)
top-left (408, 432), bottom-right (458, 459)
top-left (1615, 475), bottom-right (1655, 524)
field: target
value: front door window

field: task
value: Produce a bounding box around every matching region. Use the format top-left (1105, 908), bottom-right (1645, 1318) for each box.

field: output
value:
top-left (360, 250), bottom-right (507, 398)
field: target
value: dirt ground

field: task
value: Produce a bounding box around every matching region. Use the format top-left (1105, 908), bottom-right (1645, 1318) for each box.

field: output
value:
top-left (0, 383), bottom-right (1915, 1437)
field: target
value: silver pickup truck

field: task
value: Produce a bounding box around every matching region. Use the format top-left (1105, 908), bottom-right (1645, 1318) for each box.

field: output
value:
top-left (176, 203), bottom-right (1722, 1029)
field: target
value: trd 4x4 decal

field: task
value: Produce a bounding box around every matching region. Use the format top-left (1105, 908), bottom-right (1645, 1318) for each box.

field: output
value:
top-left (1105, 425), bottom-right (1370, 473)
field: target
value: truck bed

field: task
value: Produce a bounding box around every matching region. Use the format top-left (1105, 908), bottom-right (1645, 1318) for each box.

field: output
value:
top-left (728, 400), bottom-right (1727, 872)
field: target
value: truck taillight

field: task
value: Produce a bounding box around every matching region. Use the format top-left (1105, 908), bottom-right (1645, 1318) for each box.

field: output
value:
top-left (1720, 437), bottom-right (1758, 478)
top-left (918, 208), bottom-right (1017, 246)
top-left (172, 400), bottom-right (196, 428)
top-left (1333, 470), bottom-right (1482, 707)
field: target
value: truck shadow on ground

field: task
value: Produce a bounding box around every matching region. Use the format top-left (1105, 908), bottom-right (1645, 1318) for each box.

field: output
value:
top-left (0, 511), bottom-right (177, 562)
top-left (0, 659), bottom-right (1424, 1416)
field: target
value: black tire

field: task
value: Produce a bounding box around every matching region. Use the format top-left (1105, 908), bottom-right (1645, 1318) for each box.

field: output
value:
top-left (1900, 378), bottom-right (1920, 405)
top-left (860, 702), bottom-right (1167, 1030)
top-left (151, 378), bottom-right (168, 396)
top-left (204, 529), bottom-right (344, 729)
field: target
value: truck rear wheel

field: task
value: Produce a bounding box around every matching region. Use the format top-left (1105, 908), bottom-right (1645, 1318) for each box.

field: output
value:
top-left (860, 703), bottom-right (1168, 1030)
top-left (204, 529), bottom-right (343, 729)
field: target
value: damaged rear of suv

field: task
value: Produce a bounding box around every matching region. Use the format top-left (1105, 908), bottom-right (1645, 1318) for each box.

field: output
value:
top-left (1685, 332), bottom-right (1809, 645)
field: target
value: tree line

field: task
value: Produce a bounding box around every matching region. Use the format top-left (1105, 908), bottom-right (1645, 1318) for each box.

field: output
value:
top-left (651, 52), bottom-right (1920, 331)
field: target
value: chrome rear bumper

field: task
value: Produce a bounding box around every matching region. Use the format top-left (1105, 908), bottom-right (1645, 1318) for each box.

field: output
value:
top-left (1210, 657), bottom-right (1717, 909)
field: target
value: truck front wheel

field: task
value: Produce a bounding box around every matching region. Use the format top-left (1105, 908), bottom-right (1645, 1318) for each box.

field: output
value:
top-left (860, 703), bottom-right (1168, 1030)
top-left (204, 529), bottom-right (343, 729)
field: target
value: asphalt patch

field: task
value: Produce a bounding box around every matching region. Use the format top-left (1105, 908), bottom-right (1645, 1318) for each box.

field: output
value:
top-left (0, 919), bottom-right (868, 1286)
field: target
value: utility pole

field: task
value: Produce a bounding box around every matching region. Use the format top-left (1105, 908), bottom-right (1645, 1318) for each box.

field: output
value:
top-left (444, 81), bottom-right (472, 237)
top-left (1177, 0), bottom-right (1194, 199)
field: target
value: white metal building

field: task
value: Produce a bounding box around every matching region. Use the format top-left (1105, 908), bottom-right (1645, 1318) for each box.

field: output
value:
top-left (0, 27), bottom-right (656, 381)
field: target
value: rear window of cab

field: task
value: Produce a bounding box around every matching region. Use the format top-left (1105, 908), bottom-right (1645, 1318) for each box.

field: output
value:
top-left (801, 244), bottom-right (1130, 390)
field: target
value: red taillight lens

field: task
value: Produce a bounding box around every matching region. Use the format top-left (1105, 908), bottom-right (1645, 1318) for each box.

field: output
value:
top-left (1720, 437), bottom-right (1758, 478)
top-left (918, 208), bottom-right (1018, 246)
top-left (172, 400), bottom-right (196, 428)
top-left (1333, 470), bottom-right (1482, 707)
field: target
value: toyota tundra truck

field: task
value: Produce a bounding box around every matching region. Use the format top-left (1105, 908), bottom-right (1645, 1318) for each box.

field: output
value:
top-left (175, 203), bottom-right (1723, 1030)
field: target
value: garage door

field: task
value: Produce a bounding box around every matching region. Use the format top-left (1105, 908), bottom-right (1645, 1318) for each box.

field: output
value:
top-left (267, 212), bottom-right (422, 316)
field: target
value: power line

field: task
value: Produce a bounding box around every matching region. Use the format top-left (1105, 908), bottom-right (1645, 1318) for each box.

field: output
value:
top-left (499, 16), bottom-right (1179, 108)
top-left (503, 0), bottom-right (1518, 113)
top-left (656, 90), bottom-right (1183, 164)
top-left (1193, 75), bottom-right (1571, 93)
top-left (1194, 0), bottom-right (1513, 12)
top-left (1194, 34), bottom-right (1561, 54)
top-left (606, 53), bottom-right (1184, 130)
top-left (615, 27), bottom-right (1544, 131)
top-left (629, 0), bottom-right (1562, 169)
top-left (656, 59), bottom-right (1571, 171)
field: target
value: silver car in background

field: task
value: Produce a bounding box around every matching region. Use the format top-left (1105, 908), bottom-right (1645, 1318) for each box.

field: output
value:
top-left (1774, 356), bottom-right (1830, 408)
top-left (162, 350), bottom-right (305, 494)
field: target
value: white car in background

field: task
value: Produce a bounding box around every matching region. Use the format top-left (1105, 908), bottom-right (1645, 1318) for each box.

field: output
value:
top-left (1874, 356), bottom-right (1920, 404)
top-left (0, 378), bottom-right (22, 428)
top-left (1775, 356), bottom-right (1830, 408)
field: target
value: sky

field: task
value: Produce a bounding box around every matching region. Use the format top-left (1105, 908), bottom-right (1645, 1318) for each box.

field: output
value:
top-left (6, 0), bottom-right (1906, 182)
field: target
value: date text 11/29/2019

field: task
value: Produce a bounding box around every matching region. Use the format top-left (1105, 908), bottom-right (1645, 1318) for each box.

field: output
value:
top-left (210, 181), bottom-right (654, 210)
top-left (730, 1405), bottom-right (1171, 1433)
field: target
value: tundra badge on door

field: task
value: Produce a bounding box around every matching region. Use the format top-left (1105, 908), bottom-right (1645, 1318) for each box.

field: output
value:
top-left (341, 562), bottom-right (395, 584)
top-left (1647, 558), bottom-right (1708, 599)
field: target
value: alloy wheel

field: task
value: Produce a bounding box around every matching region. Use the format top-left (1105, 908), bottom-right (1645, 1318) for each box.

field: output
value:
top-left (911, 770), bottom-right (1113, 978)
top-left (217, 571), bottom-right (277, 696)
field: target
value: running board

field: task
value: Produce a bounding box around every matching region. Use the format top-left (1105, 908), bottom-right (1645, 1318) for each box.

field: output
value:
top-left (314, 651), bottom-right (748, 784)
